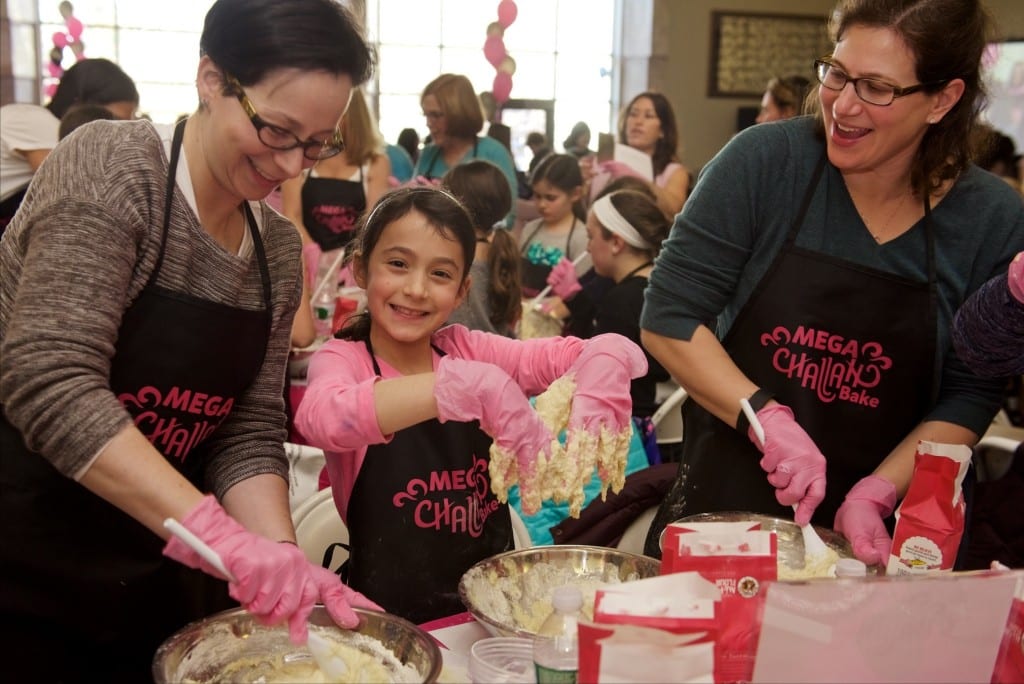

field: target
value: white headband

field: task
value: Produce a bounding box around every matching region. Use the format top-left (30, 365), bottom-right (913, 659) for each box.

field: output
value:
top-left (591, 195), bottom-right (651, 250)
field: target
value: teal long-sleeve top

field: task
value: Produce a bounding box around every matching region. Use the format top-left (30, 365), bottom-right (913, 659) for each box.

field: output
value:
top-left (641, 116), bottom-right (1024, 437)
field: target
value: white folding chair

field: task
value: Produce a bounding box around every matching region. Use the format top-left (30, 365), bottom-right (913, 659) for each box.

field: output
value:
top-left (615, 505), bottom-right (659, 556)
top-left (292, 487), bottom-right (349, 571)
top-left (973, 435), bottom-right (1022, 483)
top-left (651, 386), bottom-right (688, 447)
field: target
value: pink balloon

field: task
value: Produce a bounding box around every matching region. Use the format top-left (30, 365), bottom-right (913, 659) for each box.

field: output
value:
top-left (493, 71), bottom-right (512, 104)
top-left (52, 31), bottom-right (68, 49)
top-left (497, 0), bottom-right (518, 29)
top-left (483, 36), bottom-right (506, 69)
top-left (45, 82), bottom-right (58, 98)
top-left (47, 62), bottom-right (63, 78)
top-left (65, 16), bottom-right (84, 40)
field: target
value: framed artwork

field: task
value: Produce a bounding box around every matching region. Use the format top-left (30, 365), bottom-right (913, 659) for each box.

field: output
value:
top-left (708, 11), bottom-right (832, 98)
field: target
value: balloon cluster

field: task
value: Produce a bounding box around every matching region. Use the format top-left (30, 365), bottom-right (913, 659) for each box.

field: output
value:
top-left (483, 0), bottom-right (518, 105)
top-left (46, 1), bottom-right (86, 97)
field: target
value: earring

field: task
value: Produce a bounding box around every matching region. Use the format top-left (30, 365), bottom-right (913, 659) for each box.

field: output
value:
top-left (201, 98), bottom-right (209, 108)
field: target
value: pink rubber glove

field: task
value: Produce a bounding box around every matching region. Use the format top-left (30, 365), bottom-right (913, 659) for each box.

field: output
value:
top-left (599, 159), bottom-right (647, 181)
top-left (434, 356), bottom-right (560, 513)
top-left (163, 496), bottom-right (380, 643)
top-left (833, 475), bottom-right (898, 566)
top-left (302, 242), bottom-right (322, 289)
top-left (749, 404), bottom-right (827, 526)
top-left (564, 334), bottom-right (648, 495)
top-left (1009, 251), bottom-right (1023, 303)
top-left (546, 257), bottom-right (582, 300)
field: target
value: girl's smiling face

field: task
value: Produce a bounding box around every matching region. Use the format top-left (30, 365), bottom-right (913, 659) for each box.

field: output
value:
top-left (355, 209), bottom-right (469, 356)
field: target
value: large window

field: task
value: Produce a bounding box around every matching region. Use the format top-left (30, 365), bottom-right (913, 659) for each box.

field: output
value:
top-left (350, 0), bottom-right (616, 163)
top-left (10, 0), bottom-right (618, 148)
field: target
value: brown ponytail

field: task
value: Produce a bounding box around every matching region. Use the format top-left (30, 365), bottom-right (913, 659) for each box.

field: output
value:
top-left (487, 228), bottom-right (523, 330)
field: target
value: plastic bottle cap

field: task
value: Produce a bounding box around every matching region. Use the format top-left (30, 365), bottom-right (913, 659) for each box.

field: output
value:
top-left (551, 585), bottom-right (583, 613)
top-left (835, 557), bottom-right (867, 577)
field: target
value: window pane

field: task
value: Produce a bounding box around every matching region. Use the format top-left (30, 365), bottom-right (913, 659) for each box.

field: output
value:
top-left (378, 46), bottom-right (442, 95)
top-left (115, 3), bottom-right (209, 30)
top-left (440, 0), bottom-right (493, 48)
top-left (378, 0), bottom-right (440, 44)
top-left (439, 47), bottom-right (497, 95)
top-left (502, 1), bottom-right (554, 51)
top-left (118, 29), bottom-right (200, 84)
top-left (557, 0), bottom-right (614, 52)
top-left (137, 82), bottom-right (197, 125)
top-left (377, 93), bottom-right (425, 147)
top-left (10, 24), bottom-right (40, 79)
top-left (504, 51), bottom-right (555, 100)
top-left (8, 0), bottom-right (39, 22)
top-left (39, 0), bottom-right (116, 25)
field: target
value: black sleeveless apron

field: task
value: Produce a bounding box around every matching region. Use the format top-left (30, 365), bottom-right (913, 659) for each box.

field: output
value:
top-left (301, 165), bottom-right (365, 252)
top-left (344, 339), bottom-right (513, 625)
top-left (0, 119), bottom-right (274, 682)
top-left (519, 217), bottom-right (584, 296)
top-left (645, 153), bottom-right (940, 557)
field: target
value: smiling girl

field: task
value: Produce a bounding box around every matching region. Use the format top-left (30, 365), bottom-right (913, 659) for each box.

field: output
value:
top-left (295, 187), bottom-right (646, 623)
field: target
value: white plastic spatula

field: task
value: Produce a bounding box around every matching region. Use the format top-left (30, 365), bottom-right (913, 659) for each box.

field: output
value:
top-left (738, 399), bottom-right (833, 570)
top-left (163, 518), bottom-right (347, 678)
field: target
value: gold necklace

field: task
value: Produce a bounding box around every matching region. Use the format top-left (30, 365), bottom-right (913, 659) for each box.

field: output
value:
top-left (867, 192), bottom-right (909, 243)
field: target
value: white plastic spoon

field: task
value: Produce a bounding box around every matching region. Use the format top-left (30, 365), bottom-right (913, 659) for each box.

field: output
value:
top-left (738, 399), bottom-right (833, 569)
top-left (163, 518), bottom-right (347, 678)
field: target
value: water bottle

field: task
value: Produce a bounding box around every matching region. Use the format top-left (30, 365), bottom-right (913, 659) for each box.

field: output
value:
top-left (312, 287), bottom-right (337, 339)
top-left (533, 585), bottom-right (583, 684)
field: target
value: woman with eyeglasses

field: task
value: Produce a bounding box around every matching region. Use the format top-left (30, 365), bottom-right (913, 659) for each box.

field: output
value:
top-left (640, 0), bottom-right (1023, 566)
top-left (0, 0), bottom-right (379, 680)
top-left (413, 73), bottom-right (518, 224)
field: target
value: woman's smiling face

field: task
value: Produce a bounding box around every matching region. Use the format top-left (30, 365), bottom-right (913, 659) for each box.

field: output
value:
top-left (819, 25), bottom-right (942, 180)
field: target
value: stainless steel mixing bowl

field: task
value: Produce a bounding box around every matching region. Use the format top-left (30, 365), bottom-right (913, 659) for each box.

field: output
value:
top-left (152, 606), bottom-right (442, 683)
top-left (661, 511), bottom-right (880, 574)
top-left (458, 545), bottom-right (661, 638)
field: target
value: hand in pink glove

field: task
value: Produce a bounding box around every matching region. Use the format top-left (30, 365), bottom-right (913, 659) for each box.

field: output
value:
top-left (599, 160), bottom-right (648, 181)
top-left (434, 356), bottom-right (560, 512)
top-left (546, 257), bottom-right (582, 300)
top-left (833, 475), bottom-right (898, 566)
top-left (566, 334), bottom-right (648, 438)
top-left (163, 496), bottom-right (380, 643)
top-left (748, 404), bottom-right (827, 526)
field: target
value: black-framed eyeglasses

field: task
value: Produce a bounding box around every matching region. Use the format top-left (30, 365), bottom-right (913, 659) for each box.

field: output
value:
top-left (224, 73), bottom-right (344, 161)
top-left (814, 58), bottom-right (948, 106)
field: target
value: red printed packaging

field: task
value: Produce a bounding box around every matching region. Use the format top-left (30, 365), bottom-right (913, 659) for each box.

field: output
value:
top-left (992, 574), bottom-right (1024, 684)
top-left (660, 526), bottom-right (778, 683)
top-left (887, 440), bottom-right (972, 576)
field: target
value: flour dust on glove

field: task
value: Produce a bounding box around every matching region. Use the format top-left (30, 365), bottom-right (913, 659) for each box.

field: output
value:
top-left (562, 334), bottom-right (648, 512)
top-left (163, 495), bottom-right (376, 643)
top-left (434, 356), bottom-right (563, 516)
top-left (748, 404), bottom-right (827, 526)
top-left (833, 475), bottom-right (898, 566)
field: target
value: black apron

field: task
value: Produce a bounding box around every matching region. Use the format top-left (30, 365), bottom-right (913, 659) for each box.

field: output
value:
top-left (519, 217), bottom-right (584, 296)
top-left (301, 165), bottom-right (365, 252)
top-left (0, 119), bottom-right (274, 682)
top-left (344, 339), bottom-right (513, 625)
top-left (645, 153), bottom-right (940, 557)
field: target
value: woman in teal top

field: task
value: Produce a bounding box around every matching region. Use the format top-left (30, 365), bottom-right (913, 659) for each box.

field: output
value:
top-left (414, 73), bottom-right (517, 224)
top-left (639, 0), bottom-right (1023, 567)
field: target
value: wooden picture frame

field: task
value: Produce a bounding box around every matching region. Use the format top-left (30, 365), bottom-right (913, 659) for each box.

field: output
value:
top-left (708, 11), bottom-right (832, 99)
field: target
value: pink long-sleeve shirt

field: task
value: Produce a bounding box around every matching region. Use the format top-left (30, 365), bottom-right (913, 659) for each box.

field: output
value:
top-left (294, 324), bottom-right (586, 523)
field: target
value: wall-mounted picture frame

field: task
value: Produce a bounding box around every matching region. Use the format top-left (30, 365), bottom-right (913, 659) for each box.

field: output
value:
top-left (708, 11), bottom-right (832, 99)
top-left (982, 38), bottom-right (1024, 153)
